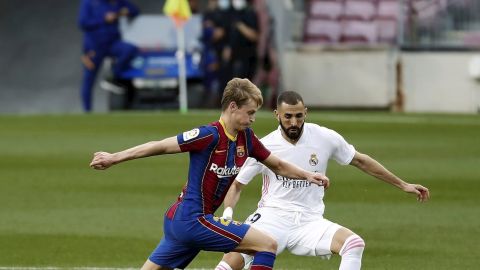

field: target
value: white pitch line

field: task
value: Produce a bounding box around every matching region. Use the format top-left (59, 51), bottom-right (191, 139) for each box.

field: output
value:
top-left (0, 268), bottom-right (136, 270)
top-left (0, 267), bottom-right (301, 270)
top-left (0, 268), bottom-right (212, 270)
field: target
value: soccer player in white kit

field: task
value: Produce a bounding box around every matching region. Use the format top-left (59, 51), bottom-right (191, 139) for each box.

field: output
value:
top-left (214, 91), bottom-right (430, 270)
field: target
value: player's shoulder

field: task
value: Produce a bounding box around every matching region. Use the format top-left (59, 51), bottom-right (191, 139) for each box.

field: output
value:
top-left (304, 123), bottom-right (344, 138)
top-left (260, 127), bottom-right (281, 144)
top-left (305, 122), bottom-right (332, 133)
top-left (197, 123), bottom-right (219, 134)
top-left (181, 123), bottom-right (218, 142)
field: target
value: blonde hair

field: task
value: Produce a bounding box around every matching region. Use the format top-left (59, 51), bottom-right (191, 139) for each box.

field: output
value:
top-left (221, 78), bottom-right (263, 111)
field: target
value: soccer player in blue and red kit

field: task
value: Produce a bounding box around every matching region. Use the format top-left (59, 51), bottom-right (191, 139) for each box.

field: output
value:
top-left (90, 78), bottom-right (330, 270)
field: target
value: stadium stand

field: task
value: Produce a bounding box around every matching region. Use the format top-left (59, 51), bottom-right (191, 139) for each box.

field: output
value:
top-left (303, 0), bottom-right (397, 45)
top-left (376, 0), bottom-right (401, 20)
top-left (374, 0), bottom-right (401, 44)
top-left (410, 0), bottom-right (446, 28)
top-left (304, 18), bottom-right (342, 43)
top-left (340, 20), bottom-right (378, 44)
top-left (308, 0), bottom-right (343, 20)
top-left (341, 0), bottom-right (376, 21)
top-left (375, 18), bottom-right (397, 44)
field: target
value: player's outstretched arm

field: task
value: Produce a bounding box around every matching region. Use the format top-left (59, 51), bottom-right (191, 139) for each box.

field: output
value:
top-left (350, 151), bottom-right (430, 202)
top-left (221, 180), bottom-right (245, 220)
top-left (90, 136), bottom-right (181, 170)
top-left (261, 154), bottom-right (330, 188)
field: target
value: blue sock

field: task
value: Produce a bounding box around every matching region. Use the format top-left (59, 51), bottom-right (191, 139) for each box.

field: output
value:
top-left (250, 251), bottom-right (276, 270)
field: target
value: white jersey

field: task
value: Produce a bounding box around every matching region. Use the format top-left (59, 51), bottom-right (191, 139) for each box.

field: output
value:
top-left (236, 123), bottom-right (355, 216)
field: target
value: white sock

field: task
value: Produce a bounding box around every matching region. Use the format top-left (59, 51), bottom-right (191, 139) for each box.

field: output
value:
top-left (215, 261), bottom-right (233, 270)
top-left (339, 235), bottom-right (365, 270)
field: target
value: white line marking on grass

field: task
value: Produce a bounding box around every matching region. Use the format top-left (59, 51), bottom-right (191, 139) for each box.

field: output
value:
top-left (313, 114), bottom-right (480, 126)
top-left (0, 268), bottom-right (213, 270)
top-left (0, 268), bottom-right (139, 270)
top-left (0, 267), bottom-right (293, 270)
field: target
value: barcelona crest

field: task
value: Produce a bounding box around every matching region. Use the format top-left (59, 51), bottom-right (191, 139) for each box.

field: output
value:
top-left (236, 146), bottom-right (245, 157)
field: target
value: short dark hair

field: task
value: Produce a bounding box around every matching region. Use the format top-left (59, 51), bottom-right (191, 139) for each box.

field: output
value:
top-left (277, 91), bottom-right (304, 107)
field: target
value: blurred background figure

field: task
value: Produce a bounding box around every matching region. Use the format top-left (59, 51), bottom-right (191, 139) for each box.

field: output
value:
top-left (201, 0), bottom-right (231, 108)
top-left (252, 0), bottom-right (279, 109)
top-left (189, 0), bottom-right (201, 14)
top-left (78, 0), bottom-right (140, 112)
top-left (222, 0), bottom-right (259, 87)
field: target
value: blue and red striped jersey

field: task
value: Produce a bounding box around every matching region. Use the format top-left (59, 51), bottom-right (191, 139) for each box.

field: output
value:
top-left (166, 120), bottom-right (270, 220)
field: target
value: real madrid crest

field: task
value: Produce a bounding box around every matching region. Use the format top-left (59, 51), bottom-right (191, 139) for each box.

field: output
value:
top-left (309, 153), bottom-right (318, 166)
top-left (236, 146), bottom-right (245, 157)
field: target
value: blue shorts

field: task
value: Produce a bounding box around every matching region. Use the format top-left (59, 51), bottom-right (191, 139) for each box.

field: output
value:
top-left (149, 214), bottom-right (250, 269)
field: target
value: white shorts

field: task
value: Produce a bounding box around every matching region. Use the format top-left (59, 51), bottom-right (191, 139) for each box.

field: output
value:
top-left (242, 207), bottom-right (341, 267)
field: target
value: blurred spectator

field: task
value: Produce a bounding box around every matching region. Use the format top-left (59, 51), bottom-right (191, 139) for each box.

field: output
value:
top-left (252, 0), bottom-right (279, 109)
top-left (223, 0), bottom-right (259, 82)
top-left (201, 0), bottom-right (232, 107)
top-left (189, 0), bottom-right (201, 14)
top-left (78, 0), bottom-right (139, 112)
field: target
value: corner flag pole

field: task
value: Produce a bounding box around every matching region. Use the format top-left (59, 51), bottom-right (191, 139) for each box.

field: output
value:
top-left (177, 26), bottom-right (188, 114)
top-left (163, 0), bottom-right (191, 114)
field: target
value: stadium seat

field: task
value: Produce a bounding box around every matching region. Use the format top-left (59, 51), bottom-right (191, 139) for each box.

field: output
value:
top-left (308, 0), bottom-right (344, 20)
top-left (375, 19), bottom-right (397, 44)
top-left (304, 18), bottom-right (342, 43)
top-left (463, 31), bottom-right (480, 47)
top-left (340, 20), bottom-right (378, 44)
top-left (342, 0), bottom-right (377, 21)
top-left (374, 0), bottom-right (401, 44)
top-left (376, 0), bottom-right (401, 20)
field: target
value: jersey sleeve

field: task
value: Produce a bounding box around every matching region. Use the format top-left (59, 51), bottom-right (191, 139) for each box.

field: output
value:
top-left (236, 157), bottom-right (264, 185)
top-left (177, 126), bottom-right (215, 152)
top-left (329, 129), bottom-right (356, 165)
top-left (250, 131), bottom-right (271, 161)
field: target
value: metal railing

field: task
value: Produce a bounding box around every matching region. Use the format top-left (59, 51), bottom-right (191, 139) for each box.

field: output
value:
top-left (402, 0), bottom-right (480, 49)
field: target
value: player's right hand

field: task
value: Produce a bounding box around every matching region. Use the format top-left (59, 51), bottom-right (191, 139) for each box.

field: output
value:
top-left (90, 152), bottom-right (115, 170)
top-left (309, 173), bottom-right (330, 189)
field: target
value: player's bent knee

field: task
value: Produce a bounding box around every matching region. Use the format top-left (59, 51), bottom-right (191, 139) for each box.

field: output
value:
top-left (339, 234), bottom-right (365, 257)
top-left (238, 227), bottom-right (277, 254)
top-left (261, 234), bottom-right (277, 253)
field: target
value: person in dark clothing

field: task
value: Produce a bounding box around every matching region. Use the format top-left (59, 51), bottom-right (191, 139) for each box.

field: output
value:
top-left (223, 0), bottom-right (259, 81)
top-left (201, 0), bottom-right (232, 107)
top-left (78, 0), bottom-right (139, 112)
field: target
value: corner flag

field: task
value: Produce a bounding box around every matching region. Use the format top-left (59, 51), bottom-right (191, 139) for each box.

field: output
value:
top-left (163, 0), bottom-right (192, 27)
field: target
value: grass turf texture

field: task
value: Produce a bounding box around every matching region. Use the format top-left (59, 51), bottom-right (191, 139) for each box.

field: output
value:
top-left (0, 111), bottom-right (479, 269)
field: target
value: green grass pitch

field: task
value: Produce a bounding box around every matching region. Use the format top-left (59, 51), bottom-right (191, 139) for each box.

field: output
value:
top-left (0, 110), bottom-right (479, 269)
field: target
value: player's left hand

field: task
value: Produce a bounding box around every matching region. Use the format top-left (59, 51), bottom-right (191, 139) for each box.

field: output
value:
top-left (404, 184), bottom-right (430, 202)
top-left (222, 207), bottom-right (233, 220)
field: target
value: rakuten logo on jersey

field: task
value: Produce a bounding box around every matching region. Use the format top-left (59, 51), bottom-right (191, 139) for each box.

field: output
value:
top-left (209, 163), bottom-right (241, 178)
